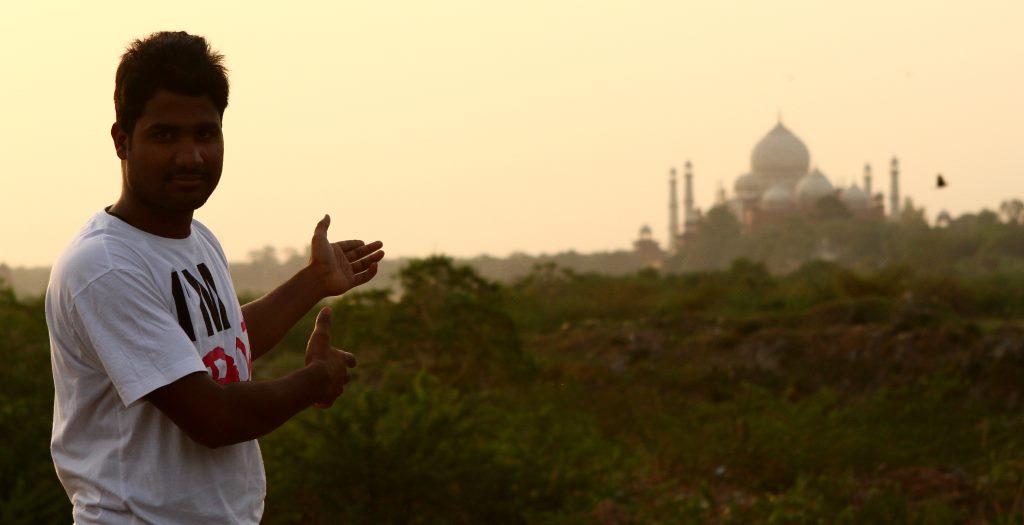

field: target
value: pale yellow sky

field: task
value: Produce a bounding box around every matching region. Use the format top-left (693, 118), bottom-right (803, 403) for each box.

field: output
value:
top-left (1, 1), bottom-right (1022, 267)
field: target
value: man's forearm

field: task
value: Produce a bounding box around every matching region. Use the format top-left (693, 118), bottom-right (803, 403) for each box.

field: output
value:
top-left (147, 363), bottom-right (332, 449)
top-left (241, 266), bottom-right (326, 359)
top-left (210, 364), bottom-right (329, 446)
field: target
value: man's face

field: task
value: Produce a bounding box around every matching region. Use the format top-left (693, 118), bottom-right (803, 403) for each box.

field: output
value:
top-left (115, 89), bottom-right (224, 213)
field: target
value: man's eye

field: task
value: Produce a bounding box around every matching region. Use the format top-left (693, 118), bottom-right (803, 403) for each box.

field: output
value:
top-left (153, 131), bottom-right (173, 140)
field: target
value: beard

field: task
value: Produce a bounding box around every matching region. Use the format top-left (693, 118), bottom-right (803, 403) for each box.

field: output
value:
top-left (123, 161), bottom-right (222, 213)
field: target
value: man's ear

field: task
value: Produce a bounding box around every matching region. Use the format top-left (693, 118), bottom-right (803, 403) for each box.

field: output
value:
top-left (110, 122), bottom-right (128, 160)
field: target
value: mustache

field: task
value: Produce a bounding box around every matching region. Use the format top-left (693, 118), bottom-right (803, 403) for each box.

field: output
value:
top-left (168, 168), bottom-right (210, 178)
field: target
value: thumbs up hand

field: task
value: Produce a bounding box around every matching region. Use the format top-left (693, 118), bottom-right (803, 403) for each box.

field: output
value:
top-left (304, 307), bottom-right (357, 408)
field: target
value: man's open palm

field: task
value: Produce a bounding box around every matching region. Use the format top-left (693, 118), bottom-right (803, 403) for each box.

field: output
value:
top-left (310, 214), bottom-right (384, 297)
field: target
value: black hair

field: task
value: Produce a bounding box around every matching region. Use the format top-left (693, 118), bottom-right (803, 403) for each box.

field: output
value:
top-left (114, 31), bottom-right (229, 136)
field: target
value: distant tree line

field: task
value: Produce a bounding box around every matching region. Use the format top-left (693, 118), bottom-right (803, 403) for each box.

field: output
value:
top-left (668, 198), bottom-right (1024, 277)
top-left (5, 198), bottom-right (1024, 299)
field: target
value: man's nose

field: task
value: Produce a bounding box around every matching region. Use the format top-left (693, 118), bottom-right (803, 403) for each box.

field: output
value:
top-left (175, 140), bottom-right (204, 167)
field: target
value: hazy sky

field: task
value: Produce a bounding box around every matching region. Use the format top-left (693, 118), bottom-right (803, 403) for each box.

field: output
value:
top-left (2, 1), bottom-right (1022, 267)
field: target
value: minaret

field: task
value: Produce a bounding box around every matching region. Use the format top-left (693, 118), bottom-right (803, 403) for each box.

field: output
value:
top-left (684, 160), bottom-right (695, 233)
top-left (715, 181), bottom-right (727, 206)
top-left (890, 157), bottom-right (900, 217)
top-left (669, 167), bottom-right (679, 252)
top-left (863, 163), bottom-right (873, 197)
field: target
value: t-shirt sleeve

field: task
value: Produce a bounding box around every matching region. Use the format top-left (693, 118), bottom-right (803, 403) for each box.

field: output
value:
top-left (72, 269), bottom-right (207, 407)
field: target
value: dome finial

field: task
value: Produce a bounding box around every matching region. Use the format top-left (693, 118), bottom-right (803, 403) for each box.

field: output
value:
top-left (777, 108), bottom-right (782, 124)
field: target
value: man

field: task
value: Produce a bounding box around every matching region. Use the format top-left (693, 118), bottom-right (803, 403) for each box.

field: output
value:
top-left (45, 31), bottom-right (384, 523)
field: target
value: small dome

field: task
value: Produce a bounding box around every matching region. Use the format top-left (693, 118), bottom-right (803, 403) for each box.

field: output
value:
top-left (638, 224), bottom-right (653, 239)
top-left (795, 168), bottom-right (834, 206)
top-left (751, 122), bottom-right (811, 183)
top-left (734, 173), bottom-right (761, 201)
top-left (761, 184), bottom-right (793, 211)
top-left (840, 184), bottom-right (870, 210)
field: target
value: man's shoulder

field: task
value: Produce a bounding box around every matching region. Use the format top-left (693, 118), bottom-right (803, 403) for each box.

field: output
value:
top-left (190, 218), bottom-right (220, 246)
top-left (51, 213), bottom-right (151, 295)
top-left (190, 218), bottom-right (229, 265)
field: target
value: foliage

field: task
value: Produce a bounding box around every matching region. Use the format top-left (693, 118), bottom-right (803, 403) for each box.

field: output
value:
top-left (385, 256), bottom-right (533, 388)
top-left (13, 205), bottom-right (1024, 522)
top-left (263, 373), bottom-right (614, 524)
top-left (0, 287), bottom-right (71, 524)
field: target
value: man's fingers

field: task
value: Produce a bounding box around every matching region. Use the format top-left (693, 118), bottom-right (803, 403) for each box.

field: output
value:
top-left (314, 375), bottom-right (346, 409)
top-left (339, 240), bottom-right (383, 258)
top-left (336, 240), bottom-right (365, 252)
top-left (354, 241), bottom-right (384, 259)
top-left (350, 251), bottom-right (384, 272)
top-left (340, 350), bottom-right (357, 368)
top-left (360, 248), bottom-right (386, 264)
top-left (351, 264), bottom-right (379, 287)
top-left (351, 254), bottom-right (384, 273)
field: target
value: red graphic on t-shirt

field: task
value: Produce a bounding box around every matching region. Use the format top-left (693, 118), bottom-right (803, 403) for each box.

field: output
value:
top-left (237, 321), bottom-right (251, 378)
top-left (202, 346), bottom-right (240, 384)
top-left (236, 336), bottom-right (251, 378)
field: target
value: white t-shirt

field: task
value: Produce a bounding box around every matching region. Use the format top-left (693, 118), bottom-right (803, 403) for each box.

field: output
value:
top-left (46, 211), bottom-right (265, 524)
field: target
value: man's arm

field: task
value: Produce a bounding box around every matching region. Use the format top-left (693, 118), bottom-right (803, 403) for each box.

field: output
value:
top-left (146, 366), bottom-right (326, 448)
top-left (241, 214), bottom-right (383, 359)
top-left (241, 266), bottom-right (330, 360)
top-left (147, 307), bottom-right (355, 448)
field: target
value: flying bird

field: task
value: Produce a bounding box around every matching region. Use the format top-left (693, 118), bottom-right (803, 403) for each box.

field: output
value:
top-left (937, 174), bottom-right (947, 189)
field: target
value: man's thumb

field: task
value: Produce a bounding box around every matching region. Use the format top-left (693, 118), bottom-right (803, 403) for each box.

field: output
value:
top-left (313, 307), bottom-right (332, 337)
top-left (313, 214), bottom-right (331, 238)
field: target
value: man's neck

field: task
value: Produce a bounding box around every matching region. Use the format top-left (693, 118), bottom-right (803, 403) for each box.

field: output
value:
top-left (107, 198), bottom-right (193, 239)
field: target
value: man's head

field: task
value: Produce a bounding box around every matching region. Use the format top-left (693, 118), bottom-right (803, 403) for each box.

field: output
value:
top-left (114, 31), bottom-right (229, 138)
top-left (110, 32), bottom-right (229, 220)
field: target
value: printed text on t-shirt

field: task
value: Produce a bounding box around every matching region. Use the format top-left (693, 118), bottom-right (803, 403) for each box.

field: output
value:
top-left (170, 263), bottom-right (250, 383)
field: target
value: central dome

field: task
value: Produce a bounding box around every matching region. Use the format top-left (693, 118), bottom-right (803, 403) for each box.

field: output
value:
top-left (751, 122), bottom-right (811, 189)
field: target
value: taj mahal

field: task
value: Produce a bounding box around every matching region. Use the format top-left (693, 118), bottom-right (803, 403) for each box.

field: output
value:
top-left (634, 119), bottom-right (903, 260)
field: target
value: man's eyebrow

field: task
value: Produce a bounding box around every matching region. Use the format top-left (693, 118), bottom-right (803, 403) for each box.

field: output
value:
top-left (143, 121), bottom-right (221, 131)
top-left (144, 122), bottom-right (180, 132)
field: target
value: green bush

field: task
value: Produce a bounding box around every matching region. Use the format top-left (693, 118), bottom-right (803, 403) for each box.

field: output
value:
top-left (263, 373), bottom-right (615, 524)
